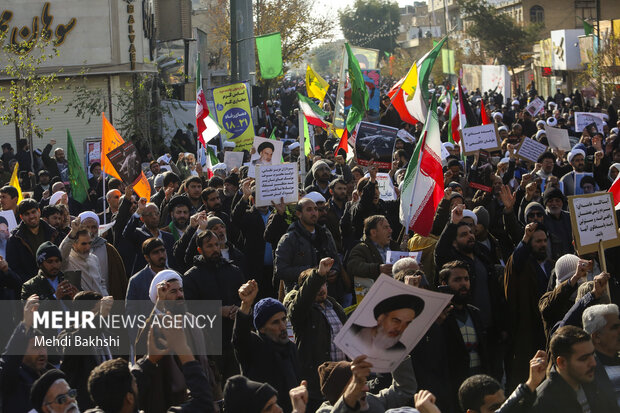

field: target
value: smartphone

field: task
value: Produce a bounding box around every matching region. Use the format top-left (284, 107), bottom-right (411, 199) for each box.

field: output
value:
top-left (437, 285), bottom-right (452, 295)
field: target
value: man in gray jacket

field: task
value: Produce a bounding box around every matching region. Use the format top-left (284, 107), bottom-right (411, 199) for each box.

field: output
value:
top-left (274, 197), bottom-right (341, 294)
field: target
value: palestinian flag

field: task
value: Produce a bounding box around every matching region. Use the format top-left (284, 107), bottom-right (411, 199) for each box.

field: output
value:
top-left (399, 95), bottom-right (444, 236)
top-left (297, 93), bottom-right (329, 127)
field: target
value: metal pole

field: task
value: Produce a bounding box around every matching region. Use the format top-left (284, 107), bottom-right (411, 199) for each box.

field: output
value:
top-left (230, 0), bottom-right (238, 82)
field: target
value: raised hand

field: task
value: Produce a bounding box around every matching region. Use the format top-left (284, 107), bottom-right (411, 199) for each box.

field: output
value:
top-left (238, 280), bottom-right (259, 313)
top-left (526, 350), bottom-right (548, 392)
top-left (318, 257), bottom-right (334, 277)
top-left (499, 185), bottom-right (516, 211)
top-left (451, 204), bottom-right (465, 224)
top-left (593, 272), bottom-right (611, 299)
top-left (522, 222), bottom-right (537, 243)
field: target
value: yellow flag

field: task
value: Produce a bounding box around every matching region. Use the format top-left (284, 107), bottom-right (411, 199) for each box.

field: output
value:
top-left (9, 162), bottom-right (23, 204)
top-left (401, 63), bottom-right (418, 101)
top-left (306, 65), bottom-right (329, 103)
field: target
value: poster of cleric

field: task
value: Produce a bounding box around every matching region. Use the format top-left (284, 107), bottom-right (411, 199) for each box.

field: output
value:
top-left (334, 275), bottom-right (452, 372)
top-left (354, 122), bottom-right (398, 170)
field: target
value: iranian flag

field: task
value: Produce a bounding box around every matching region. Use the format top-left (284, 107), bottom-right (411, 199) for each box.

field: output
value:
top-left (447, 91), bottom-right (460, 144)
top-left (297, 93), bottom-right (329, 128)
top-left (609, 175), bottom-right (620, 210)
top-left (399, 95), bottom-right (444, 236)
top-left (198, 144), bottom-right (220, 179)
top-left (196, 53), bottom-right (220, 146)
top-left (389, 36), bottom-right (447, 125)
top-left (457, 78), bottom-right (469, 135)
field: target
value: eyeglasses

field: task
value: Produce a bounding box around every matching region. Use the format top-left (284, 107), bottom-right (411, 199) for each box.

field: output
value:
top-left (529, 212), bottom-right (544, 217)
top-left (45, 389), bottom-right (77, 406)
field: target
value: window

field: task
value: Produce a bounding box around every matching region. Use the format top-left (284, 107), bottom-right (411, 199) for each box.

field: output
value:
top-left (530, 5), bottom-right (544, 23)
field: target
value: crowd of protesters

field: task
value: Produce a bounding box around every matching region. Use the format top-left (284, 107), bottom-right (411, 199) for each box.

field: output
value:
top-left (0, 76), bottom-right (619, 413)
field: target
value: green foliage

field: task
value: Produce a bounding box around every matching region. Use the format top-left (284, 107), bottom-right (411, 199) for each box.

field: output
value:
top-left (309, 42), bottom-right (342, 75)
top-left (457, 0), bottom-right (540, 68)
top-left (339, 0), bottom-right (400, 56)
top-left (0, 32), bottom-right (65, 140)
top-left (65, 73), bottom-right (176, 152)
top-left (577, 33), bottom-right (620, 105)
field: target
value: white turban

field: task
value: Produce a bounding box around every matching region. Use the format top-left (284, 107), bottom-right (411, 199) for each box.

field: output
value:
top-left (498, 126), bottom-right (509, 132)
top-left (512, 99), bottom-right (520, 106)
top-left (546, 117), bottom-right (557, 127)
top-left (498, 157), bottom-right (510, 166)
top-left (611, 127), bottom-right (619, 135)
top-left (303, 191), bottom-right (326, 204)
top-left (462, 209), bottom-right (478, 225)
top-left (149, 270), bottom-right (183, 303)
top-left (493, 112), bottom-right (503, 119)
top-left (564, 97), bottom-right (572, 103)
top-left (288, 142), bottom-right (300, 150)
top-left (78, 211), bottom-right (100, 226)
top-left (536, 130), bottom-right (546, 140)
top-left (536, 120), bottom-right (545, 127)
top-left (49, 191), bottom-right (65, 205)
top-left (443, 142), bottom-right (455, 150)
top-left (567, 149), bottom-right (586, 164)
top-left (212, 163), bottom-right (227, 171)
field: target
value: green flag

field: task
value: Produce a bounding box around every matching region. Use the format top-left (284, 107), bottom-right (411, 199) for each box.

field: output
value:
top-left (303, 115), bottom-right (311, 156)
top-left (256, 32), bottom-right (283, 79)
top-left (66, 130), bottom-right (89, 203)
top-left (344, 43), bottom-right (369, 134)
top-left (582, 18), bottom-right (594, 36)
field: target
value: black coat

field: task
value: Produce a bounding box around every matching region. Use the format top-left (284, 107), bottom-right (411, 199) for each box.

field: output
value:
top-left (284, 269), bottom-right (346, 402)
top-left (21, 271), bottom-right (66, 300)
top-left (122, 215), bottom-right (177, 273)
top-left (231, 198), bottom-right (269, 273)
top-left (6, 220), bottom-right (59, 283)
top-left (442, 305), bottom-right (489, 409)
top-left (533, 369), bottom-right (617, 413)
top-left (0, 323), bottom-right (53, 413)
top-left (232, 311), bottom-right (300, 413)
top-left (183, 256), bottom-right (244, 343)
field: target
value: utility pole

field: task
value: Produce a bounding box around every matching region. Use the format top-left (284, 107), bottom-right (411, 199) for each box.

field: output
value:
top-left (230, 0), bottom-right (238, 82)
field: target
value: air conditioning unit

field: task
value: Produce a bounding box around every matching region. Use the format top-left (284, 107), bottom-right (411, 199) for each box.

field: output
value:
top-left (154, 0), bottom-right (192, 41)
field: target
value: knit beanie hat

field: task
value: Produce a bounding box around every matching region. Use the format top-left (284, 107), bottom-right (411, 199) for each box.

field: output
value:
top-left (449, 192), bottom-right (465, 204)
top-left (543, 187), bottom-right (564, 206)
top-left (524, 202), bottom-right (545, 219)
top-left (318, 361), bottom-right (353, 405)
top-left (472, 206), bottom-right (490, 228)
top-left (223, 375), bottom-right (278, 413)
top-left (253, 298), bottom-right (286, 330)
top-left (206, 216), bottom-right (225, 230)
top-left (555, 254), bottom-right (580, 287)
top-left (36, 241), bottom-right (62, 266)
top-left (30, 369), bottom-right (66, 413)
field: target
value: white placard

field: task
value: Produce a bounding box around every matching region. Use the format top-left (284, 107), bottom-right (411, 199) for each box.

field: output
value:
top-left (516, 138), bottom-right (548, 163)
top-left (386, 250), bottom-right (421, 264)
top-left (255, 163), bottom-right (299, 207)
top-left (333, 275), bottom-right (453, 373)
top-left (575, 112), bottom-right (606, 133)
top-left (525, 97), bottom-right (545, 116)
top-left (568, 192), bottom-right (620, 254)
top-left (460, 124), bottom-right (500, 155)
top-left (223, 151), bottom-right (244, 173)
top-left (376, 173), bottom-right (397, 201)
top-left (544, 126), bottom-right (571, 151)
top-left (0, 210), bottom-right (17, 233)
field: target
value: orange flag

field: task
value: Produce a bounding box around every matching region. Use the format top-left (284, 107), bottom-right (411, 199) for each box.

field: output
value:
top-left (101, 113), bottom-right (151, 201)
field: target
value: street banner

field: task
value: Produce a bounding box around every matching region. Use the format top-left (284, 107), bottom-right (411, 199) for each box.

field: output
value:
top-left (213, 83), bottom-right (255, 151)
top-left (255, 32), bottom-right (283, 79)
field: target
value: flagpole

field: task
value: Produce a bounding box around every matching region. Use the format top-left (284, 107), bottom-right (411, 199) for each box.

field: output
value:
top-left (102, 162), bottom-right (107, 226)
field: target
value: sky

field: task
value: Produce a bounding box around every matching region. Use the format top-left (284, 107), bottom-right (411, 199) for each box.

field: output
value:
top-left (312, 0), bottom-right (420, 42)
